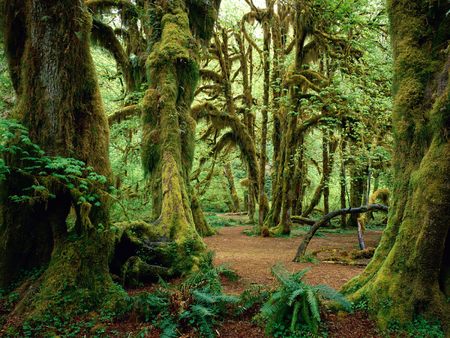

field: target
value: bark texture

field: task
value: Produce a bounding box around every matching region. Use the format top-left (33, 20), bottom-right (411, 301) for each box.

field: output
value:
top-left (141, 0), bottom-right (220, 270)
top-left (342, 0), bottom-right (450, 332)
top-left (0, 0), bottom-right (122, 319)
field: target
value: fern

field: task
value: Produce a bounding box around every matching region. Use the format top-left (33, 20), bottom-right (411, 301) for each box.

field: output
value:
top-left (237, 285), bottom-right (269, 315)
top-left (159, 317), bottom-right (178, 338)
top-left (260, 264), bottom-right (351, 337)
top-left (312, 284), bottom-right (352, 311)
top-left (0, 119), bottom-right (111, 210)
top-left (132, 252), bottom-right (239, 337)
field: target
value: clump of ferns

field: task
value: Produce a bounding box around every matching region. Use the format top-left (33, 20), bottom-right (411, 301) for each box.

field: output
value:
top-left (133, 252), bottom-right (239, 338)
top-left (259, 264), bottom-right (351, 337)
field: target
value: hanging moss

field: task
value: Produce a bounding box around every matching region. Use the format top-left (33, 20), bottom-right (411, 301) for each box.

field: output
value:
top-left (186, 0), bottom-right (221, 42)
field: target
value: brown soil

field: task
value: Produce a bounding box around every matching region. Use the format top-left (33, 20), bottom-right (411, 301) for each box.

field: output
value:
top-left (204, 222), bottom-right (383, 337)
top-left (204, 224), bottom-right (382, 292)
top-left (0, 219), bottom-right (383, 337)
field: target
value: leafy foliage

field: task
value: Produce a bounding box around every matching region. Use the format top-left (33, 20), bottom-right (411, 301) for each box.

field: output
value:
top-left (0, 119), bottom-right (110, 208)
top-left (132, 253), bottom-right (239, 337)
top-left (260, 264), bottom-right (351, 337)
top-left (387, 316), bottom-right (445, 338)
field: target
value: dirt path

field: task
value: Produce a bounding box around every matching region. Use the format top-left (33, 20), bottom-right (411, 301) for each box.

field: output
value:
top-left (204, 224), bottom-right (382, 293)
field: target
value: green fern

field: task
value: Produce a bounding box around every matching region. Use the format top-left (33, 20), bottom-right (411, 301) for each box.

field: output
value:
top-left (159, 317), bottom-right (178, 338)
top-left (260, 264), bottom-right (351, 337)
top-left (132, 252), bottom-right (239, 337)
top-left (0, 119), bottom-right (111, 208)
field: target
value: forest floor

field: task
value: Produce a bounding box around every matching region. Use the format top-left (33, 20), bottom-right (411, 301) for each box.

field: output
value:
top-left (205, 213), bottom-right (383, 337)
top-left (0, 214), bottom-right (385, 337)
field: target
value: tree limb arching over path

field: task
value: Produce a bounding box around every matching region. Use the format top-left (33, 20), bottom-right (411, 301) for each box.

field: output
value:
top-left (294, 204), bottom-right (388, 261)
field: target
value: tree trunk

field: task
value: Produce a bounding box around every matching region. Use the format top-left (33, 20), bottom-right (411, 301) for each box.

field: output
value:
top-left (302, 137), bottom-right (337, 218)
top-left (339, 139), bottom-right (348, 227)
top-left (236, 30), bottom-right (257, 224)
top-left (141, 0), bottom-right (219, 268)
top-left (258, 18), bottom-right (271, 227)
top-left (0, 0), bottom-right (122, 318)
top-left (348, 164), bottom-right (367, 227)
top-left (224, 163), bottom-right (240, 213)
top-left (291, 139), bottom-right (303, 215)
top-left (322, 132), bottom-right (330, 215)
top-left (342, 0), bottom-right (450, 332)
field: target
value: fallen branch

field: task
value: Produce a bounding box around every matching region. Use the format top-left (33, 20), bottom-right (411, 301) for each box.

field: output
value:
top-left (293, 204), bottom-right (388, 262)
top-left (291, 215), bottom-right (316, 226)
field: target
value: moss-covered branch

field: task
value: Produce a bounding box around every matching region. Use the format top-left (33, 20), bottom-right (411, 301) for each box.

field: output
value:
top-left (91, 18), bottom-right (134, 91)
top-left (294, 204), bottom-right (388, 261)
top-left (108, 104), bottom-right (140, 125)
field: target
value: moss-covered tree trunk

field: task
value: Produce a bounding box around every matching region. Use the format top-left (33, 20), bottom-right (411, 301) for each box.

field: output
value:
top-left (224, 163), bottom-right (240, 212)
top-left (258, 17), bottom-right (271, 226)
top-left (339, 141), bottom-right (348, 227)
top-left (141, 0), bottom-right (219, 267)
top-left (348, 164), bottom-right (367, 227)
top-left (343, 0), bottom-right (450, 332)
top-left (0, 0), bottom-right (122, 318)
top-left (322, 132), bottom-right (330, 215)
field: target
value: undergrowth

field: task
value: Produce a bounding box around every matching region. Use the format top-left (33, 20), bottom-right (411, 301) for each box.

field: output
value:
top-left (387, 316), bottom-right (445, 338)
top-left (130, 252), bottom-right (240, 337)
top-left (205, 214), bottom-right (241, 228)
top-left (258, 264), bottom-right (351, 337)
top-left (0, 119), bottom-right (111, 207)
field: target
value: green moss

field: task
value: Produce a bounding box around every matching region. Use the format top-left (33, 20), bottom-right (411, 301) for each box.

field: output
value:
top-left (342, 1), bottom-right (450, 333)
top-left (140, 0), bottom-right (214, 272)
top-left (1, 0), bottom-right (119, 325)
top-left (186, 0), bottom-right (221, 42)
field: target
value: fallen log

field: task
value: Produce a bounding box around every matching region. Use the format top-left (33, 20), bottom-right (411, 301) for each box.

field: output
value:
top-left (293, 204), bottom-right (388, 262)
top-left (291, 215), bottom-right (316, 226)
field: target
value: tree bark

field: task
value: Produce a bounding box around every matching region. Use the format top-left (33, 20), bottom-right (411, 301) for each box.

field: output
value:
top-left (224, 163), bottom-right (240, 213)
top-left (258, 17), bottom-right (271, 227)
top-left (339, 138), bottom-right (348, 227)
top-left (342, 0), bottom-right (450, 332)
top-left (348, 164), bottom-right (367, 227)
top-left (141, 0), bottom-right (219, 268)
top-left (302, 137), bottom-right (337, 218)
top-left (0, 0), bottom-right (121, 318)
top-left (322, 131), bottom-right (330, 215)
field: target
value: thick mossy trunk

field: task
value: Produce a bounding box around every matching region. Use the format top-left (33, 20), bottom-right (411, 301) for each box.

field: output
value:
top-left (342, 0), bottom-right (450, 332)
top-left (141, 0), bottom-right (219, 269)
top-left (0, 0), bottom-right (123, 318)
top-left (0, 171), bottom-right (55, 289)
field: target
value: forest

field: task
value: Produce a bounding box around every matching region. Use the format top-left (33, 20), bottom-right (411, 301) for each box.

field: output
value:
top-left (0, 0), bottom-right (448, 337)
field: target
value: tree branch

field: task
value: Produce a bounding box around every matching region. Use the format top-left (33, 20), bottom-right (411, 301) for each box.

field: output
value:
top-left (91, 19), bottom-right (132, 87)
top-left (85, 0), bottom-right (136, 13)
top-left (291, 215), bottom-right (316, 226)
top-left (294, 204), bottom-right (388, 261)
top-left (108, 105), bottom-right (140, 125)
